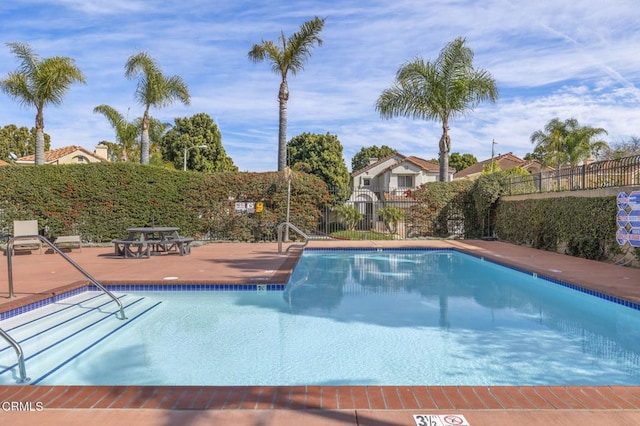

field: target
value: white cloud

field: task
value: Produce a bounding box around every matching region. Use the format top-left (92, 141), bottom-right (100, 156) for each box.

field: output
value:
top-left (1, 0), bottom-right (638, 171)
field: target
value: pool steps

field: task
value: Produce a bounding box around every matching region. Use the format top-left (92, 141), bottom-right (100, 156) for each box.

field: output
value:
top-left (0, 292), bottom-right (161, 385)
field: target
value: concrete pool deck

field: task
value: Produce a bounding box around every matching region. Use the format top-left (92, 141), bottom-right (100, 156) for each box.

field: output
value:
top-left (1, 239), bottom-right (640, 425)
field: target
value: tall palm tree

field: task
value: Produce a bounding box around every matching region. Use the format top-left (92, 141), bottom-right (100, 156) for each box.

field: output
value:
top-left (93, 105), bottom-right (139, 161)
top-left (125, 52), bottom-right (190, 165)
top-left (0, 42), bottom-right (85, 165)
top-left (376, 37), bottom-right (498, 182)
top-left (248, 16), bottom-right (325, 172)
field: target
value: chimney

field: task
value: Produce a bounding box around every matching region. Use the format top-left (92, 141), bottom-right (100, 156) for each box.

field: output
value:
top-left (94, 144), bottom-right (109, 161)
top-left (368, 158), bottom-right (378, 165)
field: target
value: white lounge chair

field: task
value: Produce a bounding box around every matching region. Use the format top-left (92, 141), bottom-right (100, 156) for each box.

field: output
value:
top-left (54, 235), bottom-right (82, 252)
top-left (12, 220), bottom-right (42, 254)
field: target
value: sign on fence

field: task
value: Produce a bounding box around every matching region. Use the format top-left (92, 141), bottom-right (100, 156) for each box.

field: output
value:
top-left (617, 191), bottom-right (640, 248)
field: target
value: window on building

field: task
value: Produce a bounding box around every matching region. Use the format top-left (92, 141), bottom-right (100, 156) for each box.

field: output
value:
top-left (397, 175), bottom-right (414, 188)
top-left (363, 178), bottom-right (371, 187)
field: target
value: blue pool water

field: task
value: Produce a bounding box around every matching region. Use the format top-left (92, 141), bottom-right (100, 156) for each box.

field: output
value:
top-left (2, 249), bottom-right (640, 386)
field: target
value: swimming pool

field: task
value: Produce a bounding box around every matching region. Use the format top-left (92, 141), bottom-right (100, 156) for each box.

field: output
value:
top-left (1, 249), bottom-right (639, 386)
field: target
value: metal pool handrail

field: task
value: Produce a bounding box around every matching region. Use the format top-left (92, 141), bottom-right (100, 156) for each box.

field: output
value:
top-left (6, 235), bottom-right (127, 320)
top-left (277, 222), bottom-right (309, 254)
top-left (0, 327), bottom-right (29, 382)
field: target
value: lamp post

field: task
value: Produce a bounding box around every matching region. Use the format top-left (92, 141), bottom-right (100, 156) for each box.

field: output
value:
top-left (183, 145), bottom-right (207, 171)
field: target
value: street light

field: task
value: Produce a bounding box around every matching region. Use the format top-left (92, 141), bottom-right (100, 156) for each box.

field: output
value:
top-left (183, 145), bottom-right (207, 171)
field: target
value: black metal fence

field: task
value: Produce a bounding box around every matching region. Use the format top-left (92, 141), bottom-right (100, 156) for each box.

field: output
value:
top-left (506, 155), bottom-right (640, 195)
top-left (313, 187), bottom-right (473, 240)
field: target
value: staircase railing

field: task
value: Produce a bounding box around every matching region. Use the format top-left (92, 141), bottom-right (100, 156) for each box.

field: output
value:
top-left (277, 222), bottom-right (310, 254)
top-left (0, 327), bottom-right (29, 382)
top-left (6, 235), bottom-right (126, 320)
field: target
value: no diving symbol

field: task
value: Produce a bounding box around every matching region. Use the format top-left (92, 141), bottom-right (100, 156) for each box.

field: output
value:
top-left (443, 415), bottom-right (465, 425)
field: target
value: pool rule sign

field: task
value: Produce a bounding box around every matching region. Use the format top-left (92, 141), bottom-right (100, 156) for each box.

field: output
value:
top-left (617, 191), bottom-right (640, 248)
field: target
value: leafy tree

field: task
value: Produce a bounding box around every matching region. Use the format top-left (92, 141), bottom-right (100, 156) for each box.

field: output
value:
top-left (351, 145), bottom-right (397, 172)
top-left (378, 206), bottom-right (404, 234)
top-left (602, 136), bottom-right (640, 159)
top-left (0, 42), bottom-right (85, 164)
top-left (449, 152), bottom-right (477, 172)
top-left (334, 204), bottom-right (363, 231)
top-left (523, 150), bottom-right (543, 162)
top-left (93, 105), bottom-right (139, 161)
top-left (0, 124), bottom-right (50, 161)
top-left (125, 51), bottom-right (190, 165)
top-left (161, 112), bottom-right (237, 172)
top-left (287, 132), bottom-right (350, 199)
top-left (248, 16), bottom-right (325, 172)
top-left (531, 118), bottom-right (608, 168)
top-left (376, 37), bottom-right (498, 182)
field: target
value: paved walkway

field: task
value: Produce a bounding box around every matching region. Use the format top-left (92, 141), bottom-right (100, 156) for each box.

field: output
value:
top-left (1, 240), bottom-right (640, 425)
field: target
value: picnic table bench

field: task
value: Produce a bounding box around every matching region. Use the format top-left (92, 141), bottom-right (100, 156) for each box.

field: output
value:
top-left (113, 227), bottom-right (193, 258)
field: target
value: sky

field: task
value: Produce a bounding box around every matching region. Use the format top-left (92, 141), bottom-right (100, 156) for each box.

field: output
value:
top-left (1, 0), bottom-right (639, 172)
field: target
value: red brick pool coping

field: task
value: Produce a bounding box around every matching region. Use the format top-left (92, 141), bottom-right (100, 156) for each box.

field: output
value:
top-left (1, 384), bottom-right (640, 411)
top-left (2, 240), bottom-right (640, 424)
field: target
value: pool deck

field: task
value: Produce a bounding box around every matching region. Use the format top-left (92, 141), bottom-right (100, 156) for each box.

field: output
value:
top-left (1, 239), bottom-right (640, 425)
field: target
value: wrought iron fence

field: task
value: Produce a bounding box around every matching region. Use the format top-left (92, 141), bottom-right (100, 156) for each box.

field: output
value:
top-left (506, 155), bottom-right (640, 195)
top-left (314, 187), bottom-right (473, 240)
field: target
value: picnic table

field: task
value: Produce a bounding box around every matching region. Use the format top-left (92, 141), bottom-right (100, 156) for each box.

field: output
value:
top-left (113, 227), bottom-right (193, 258)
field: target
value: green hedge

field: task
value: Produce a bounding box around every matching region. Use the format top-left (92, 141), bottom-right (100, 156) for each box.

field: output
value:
top-left (0, 163), bottom-right (329, 242)
top-left (495, 197), bottom-right (619, 260)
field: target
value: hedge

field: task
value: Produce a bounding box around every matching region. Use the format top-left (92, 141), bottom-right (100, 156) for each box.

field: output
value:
top-left (0, 163), bottom-right (330, 242)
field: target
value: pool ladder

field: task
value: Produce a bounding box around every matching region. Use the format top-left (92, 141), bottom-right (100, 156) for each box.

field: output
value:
top-left (2, 235), bottom-right (127, 383)
top-left (277, 222), bottom-right (310, 254)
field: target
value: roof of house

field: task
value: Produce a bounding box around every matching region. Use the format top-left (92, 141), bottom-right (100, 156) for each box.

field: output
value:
top-left (352, 153), bottom-right (451, 177)
top-left (16, 145), bottom-right (108, 164)
top-left (351, 152), bottom-right (406, 177)
top-left (454, 152), bottom-right (535, 178)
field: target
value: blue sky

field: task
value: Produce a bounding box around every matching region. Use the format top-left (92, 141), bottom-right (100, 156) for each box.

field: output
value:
top-left (1, 0), bottom-right (639, 172)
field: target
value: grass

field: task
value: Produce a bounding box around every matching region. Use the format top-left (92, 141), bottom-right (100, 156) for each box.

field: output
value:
top-left (330, 230), bottom-right (395, 240)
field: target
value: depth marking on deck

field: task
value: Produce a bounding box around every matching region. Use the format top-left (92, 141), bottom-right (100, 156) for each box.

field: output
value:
top-left (413, 414), bottom-right (470, 426)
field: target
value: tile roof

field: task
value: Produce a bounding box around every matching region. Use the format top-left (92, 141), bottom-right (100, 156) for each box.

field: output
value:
top-left (17, 145), bottom-right (108, 163)
top-left (351, 152), bottom-right (405, 176)
top-left (454, 152), bottom-right (528, 178)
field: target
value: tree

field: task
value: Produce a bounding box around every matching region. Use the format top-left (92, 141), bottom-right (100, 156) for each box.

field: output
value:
top-left (161, 112), bottom-right (238, 172)
top-left (449, 152), bottom-right (477, 172)
top-left (602, 136), bottom-right (640, 159)
top-left (351, 145), bottom-right (397, 172)
top-left (248, 16), bottom-right (325, 172)
top-left (93, 105), bottom-right (139, 161)
top-left (531, 118), bottom-right (608, 168)
top-left (287, 132), bottom-right (350, 200)
top-left (335, 204), bottom-right (363, 231)
top-left (125, 52), bottom-right (190, 165)
top-left (0, 124), bottom-right (50, 161)
top-left (1, 42), bottom-right (85, 164)
top-left (376, 37), bottom-right (498, 182)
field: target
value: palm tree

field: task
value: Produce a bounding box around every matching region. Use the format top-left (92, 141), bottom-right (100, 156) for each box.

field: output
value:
top-left (0, 42), bottom-right (86, 165)
top-left (248, 16), bottom-right (325, 172)
top-left (530, 118), bottom-right (568, 170)
top-left (531, 118), bottom-right (608, 167)
top-left (125, 52), bottom-right (190, 165)
top-left (564, 119), bottom-right (608, 166)
top-left (376, 37), bottom-right (498, 182)
top-left (93, 105), bottom-right (139, 161)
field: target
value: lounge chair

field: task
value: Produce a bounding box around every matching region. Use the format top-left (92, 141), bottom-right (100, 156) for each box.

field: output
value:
top-left (12, 220), bottom-right (42, 254)
top-left (54, 235), bottom-right (82, 252)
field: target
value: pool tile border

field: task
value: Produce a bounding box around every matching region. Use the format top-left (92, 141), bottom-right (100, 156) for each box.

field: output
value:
top-left (0, 283), bottom-right (286, 321)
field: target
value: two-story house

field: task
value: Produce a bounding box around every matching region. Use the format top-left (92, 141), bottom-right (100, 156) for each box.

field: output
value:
top-left (347, 153), bottom-right (454, 233)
